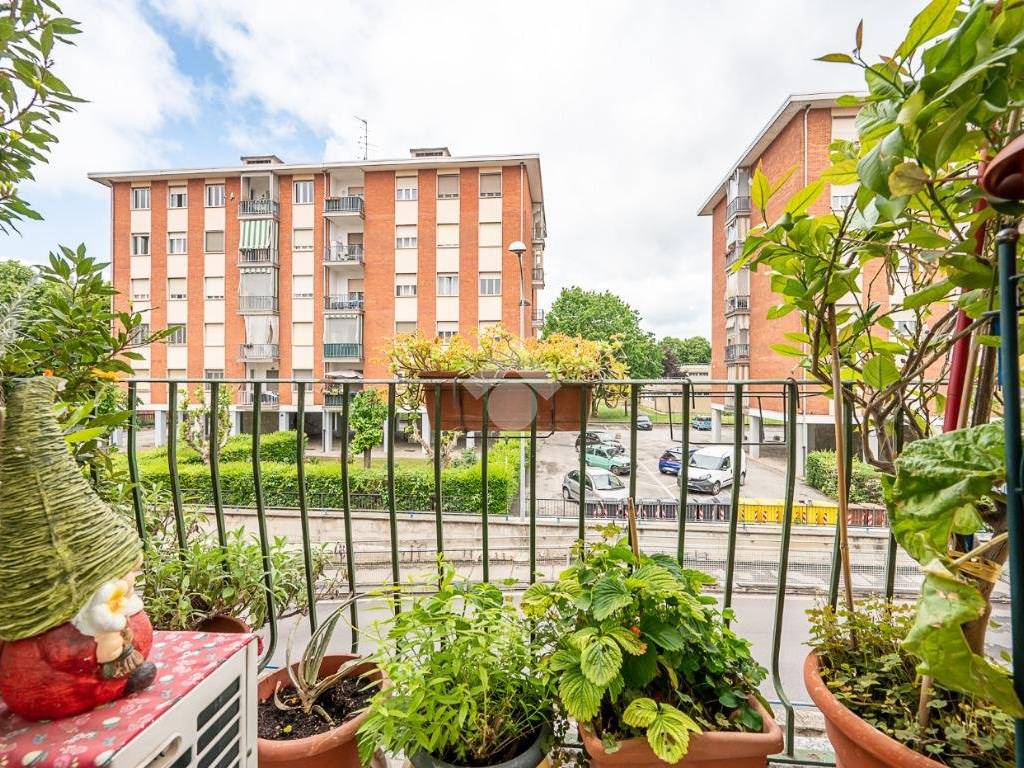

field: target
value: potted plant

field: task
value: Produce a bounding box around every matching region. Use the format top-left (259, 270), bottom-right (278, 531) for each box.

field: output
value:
top-left (258, 597), bottom-right (385, 768)
top-left (805, 422), bottom-right (1018, 768)
top-left (357, 560), bottom-right (551, 767)
top-left (387, 325), bottom-right (626, 431)
top-left (522, 523), bottom-right (781, 767)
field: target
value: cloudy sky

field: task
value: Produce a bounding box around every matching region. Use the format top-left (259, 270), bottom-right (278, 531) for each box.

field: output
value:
top-left (0, 0), bottom-right (916, 339)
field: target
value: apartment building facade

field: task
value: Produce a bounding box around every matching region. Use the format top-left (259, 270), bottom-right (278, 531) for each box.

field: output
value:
top-left (698, 93), bottom-right (865, 465)
top-left (90, 148), bottom-right (547, 446)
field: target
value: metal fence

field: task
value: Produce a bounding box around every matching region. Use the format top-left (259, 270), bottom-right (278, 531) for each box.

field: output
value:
top-left (123, 376), bottom-right (906, 766)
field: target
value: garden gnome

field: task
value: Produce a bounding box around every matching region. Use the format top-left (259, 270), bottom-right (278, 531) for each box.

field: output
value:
top-left (0, 377), bottom-right (156, 720)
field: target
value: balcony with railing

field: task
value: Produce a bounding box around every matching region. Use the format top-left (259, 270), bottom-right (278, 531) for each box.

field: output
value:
top-left (725, 295), bottom-right (750, 316)
top-left (238, 343), bottom-right (279, 361)
top-left (532, 267), bottom-right (545, 286)
top-left (323, 342), bottom-right (362, 360)
top-left (238, 198), bottom-right (279, 218)
top-left (324, 243), bottom-right (364, 265)
top-left (324, 293), bottom-right (364, 311)
top-left (724, 343), bottom-right (750, 363)
top-left (238, 386), bottom-right (280, 408)
top-left (324, 196), bottom-right (365, 216)
top-left (238, 247), bottom-right (278, 266)
top-left (726, 195), bottom-right (751, 220)
top-left (238, 295), bottom-right (279, 313)
top-left (532, 309), bottom-right (545, 328)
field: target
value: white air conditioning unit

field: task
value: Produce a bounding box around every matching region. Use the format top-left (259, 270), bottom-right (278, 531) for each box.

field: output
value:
top-left (110, 639), bottom-right (257, 768)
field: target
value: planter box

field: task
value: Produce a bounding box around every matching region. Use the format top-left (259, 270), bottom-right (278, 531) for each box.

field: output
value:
top-left (804, 652), bottom-right (942, 768)
top-left (578, 698), bottom-right (782, 768)
top-left (409, 726), bottom-right (548, 768)
top-left (420, 371), bottom-right (589, 432)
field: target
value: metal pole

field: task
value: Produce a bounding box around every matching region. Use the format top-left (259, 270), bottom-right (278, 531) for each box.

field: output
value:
top-left (996, 226), bottom-right (1024, 766)
top-left (518, 251), bottom-right (526, 518)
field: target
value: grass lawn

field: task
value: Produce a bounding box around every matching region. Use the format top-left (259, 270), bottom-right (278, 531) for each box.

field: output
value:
top-left (591, 403), bottom-right (785, 427)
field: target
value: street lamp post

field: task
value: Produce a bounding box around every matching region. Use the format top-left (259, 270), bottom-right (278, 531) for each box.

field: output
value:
top-left (508, 240), bottom-right (529, 518)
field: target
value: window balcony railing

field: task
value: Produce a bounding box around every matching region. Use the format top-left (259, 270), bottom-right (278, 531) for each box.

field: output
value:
top-left (119, 373), bottom-right (904, 768)
top-left (238, 387), bottom-right (280, 408)
top-left (324, 243), bottom-right (364, 264)
top-left (238, 247), bottom-right (278, 265)
top-left (238, 343), bottom-right (278, 361)
top-left (724, 343), bottom-right (750, 363)
top-left (324, 293), bottom-right (364, 311)
top-left (238, 295), bottom-right (279, 313)
top-left (324, 196), bottom-right (365, 215)
top-left (532, 309), bottom-right (545, 327)
top-left (323, 342), bottom-right (362, 359)
top-left (725, 295), bottom-right (750, 315)
top-left (532, 267), bottom-right (544, 285)
top-left (238, 199), bottom-right (279, 218)
top-left (726, 195), bottom-right (751, 219)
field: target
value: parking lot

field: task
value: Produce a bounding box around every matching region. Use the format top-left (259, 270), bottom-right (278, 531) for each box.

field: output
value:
top-left (534, 422), bottom-right (830, 504)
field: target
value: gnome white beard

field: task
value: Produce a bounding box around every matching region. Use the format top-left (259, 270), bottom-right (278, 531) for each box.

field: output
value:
top-left (72, 576), bottom-right (145, 663)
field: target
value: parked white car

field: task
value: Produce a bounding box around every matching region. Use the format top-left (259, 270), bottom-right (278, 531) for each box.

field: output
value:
top-left (680, 445), bottom-right (746, 495)
top-left (562, 468), bottom-right (629, 503)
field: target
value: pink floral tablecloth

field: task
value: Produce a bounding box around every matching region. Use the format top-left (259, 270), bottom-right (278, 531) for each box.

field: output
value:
top-left (0, 631), bottom-right (254, 767)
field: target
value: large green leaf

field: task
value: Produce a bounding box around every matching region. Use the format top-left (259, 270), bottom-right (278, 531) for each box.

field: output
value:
top-left (901, 279), bottom-right (951, 310)
top-left (580, 635), bottom-right (623, 686)
top-left (862, 354), bottom-right (899, 390)
top-left (591, 575), bottom-right (633, 620)
top-left (621, 644), bottom-right (658, 688)
top-left (888, 162), bottom-right (930, 196)
top-left (623, 699), bottom-right (701, 764)
top-left (641, 617), bottom-right (685, 652)
top-left (559, 667), bottom-right (603, 722)
top-left (785, 179), bottom-right (825, 217)
top-left (897, 0), bottom-right (959, 59)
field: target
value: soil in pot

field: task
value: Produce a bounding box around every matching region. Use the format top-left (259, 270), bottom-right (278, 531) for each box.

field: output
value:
top-left (257, 675), bottom-right (377, 741)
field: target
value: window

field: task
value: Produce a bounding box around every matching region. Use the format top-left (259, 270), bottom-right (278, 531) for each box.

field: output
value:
top-left (130, 278), bottom-right (150, 301)
top-left (293, 274), bottom-right (314, 298)
top-left (292, 322), bottom-right (313, 345)
top-left (479, 172), bottom-right (502, 198)
top-left (204, 368), bottom-right (224, 380)
top-left (205, 184), bottom-right (225, 207)
top-left (130, 323), bottom-right (150, 344)
top-left (437, 223), bottom-right (459, 248)
top-left (293, 228), bottom-right (313, 251)
top-left (167, 277), bottom-right (187, 300)
top-left (479, 272), bottom-right (501, 296)
top-left (395, 321), bottom-right (417, 334)
top-left (396, 177), bottom-right (418, 201)
top-left (395, 274), bottom-right (417, 297)
top-left (168, 187), bottom-right (187, 208)
top-left (437, 174), bottom-right (459, 199)
top-left (205, 276), bottom-right (224, 299)
top-left (168, 233), bottom-right (187, 254)
top-left (167, 368), bottom-right (186, 381)
top-left (396, 225), bottom-right (417, 249)
top-left (204, 323), bottom-right (224, 346)
top-left (437, 273), bottom-right (459, 296)
top-left (167, 324), bottom-right (187, 345)
top-left (478, 222), bottom-right (502, 247)
top-left (131, 234), bottom-right (150, 256)
top-left (205, 230), bottom-right (224, 253)
top-left (436, 321), bottom-right (459, 342)
top-left (831, 194), bottom-right (856, 211)
top-left (294, 180), bottom-right (314, 204)
top-left (292, 369), bottom-right (313, 395)
top-left (131, 187), bottom-right (150, 210)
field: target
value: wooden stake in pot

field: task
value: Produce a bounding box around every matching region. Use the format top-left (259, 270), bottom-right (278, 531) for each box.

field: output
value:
top-left (828, 306), bottom-right (856, 620)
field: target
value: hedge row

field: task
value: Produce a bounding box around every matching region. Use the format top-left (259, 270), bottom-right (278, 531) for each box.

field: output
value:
top-left (131, 430), bottom-right (305, 466)
top-left (805, 450), bottom-right (883, 504)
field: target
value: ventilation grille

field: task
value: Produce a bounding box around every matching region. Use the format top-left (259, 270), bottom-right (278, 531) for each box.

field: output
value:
top-left (195, 677), bottom-right (242, 768)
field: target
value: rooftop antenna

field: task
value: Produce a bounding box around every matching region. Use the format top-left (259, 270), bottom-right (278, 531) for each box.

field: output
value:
top-left (355, 116), bottom-right (368, 160)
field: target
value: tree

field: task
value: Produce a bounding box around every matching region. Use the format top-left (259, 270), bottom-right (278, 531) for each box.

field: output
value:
top-left (0, 1), bottom-right (82, 233)
top-left (179, 384), bottom-right (231, 465)
top-left (659, 336), bottom-right (711, 368)
top-left (542, 287), bottom-right (662, 380)
top-left (350, 388), bottom-right (388, 469)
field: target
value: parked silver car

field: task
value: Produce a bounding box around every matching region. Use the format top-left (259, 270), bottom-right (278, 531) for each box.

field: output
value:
top-left (561, 468), bottom-right (629, 502)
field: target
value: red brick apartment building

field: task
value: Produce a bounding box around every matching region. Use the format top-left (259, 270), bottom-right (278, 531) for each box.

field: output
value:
top-left (698, 93), bottom-right (868, 467)
top-left (89, 148), bottom-right (547, 447)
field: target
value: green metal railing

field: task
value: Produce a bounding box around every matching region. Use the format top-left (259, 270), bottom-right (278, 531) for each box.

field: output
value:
top-left (123, 376), bottom-right (900, 765)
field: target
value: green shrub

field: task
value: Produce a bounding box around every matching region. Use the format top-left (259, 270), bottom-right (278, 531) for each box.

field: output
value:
top-left (124, 430), bottom-right (305, 469)
top-left (805, 450), bottom-right (883, 504)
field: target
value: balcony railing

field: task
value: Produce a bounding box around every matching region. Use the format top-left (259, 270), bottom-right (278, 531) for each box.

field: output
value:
top-left (238, 343), bottom-right (279, 361)
top-left (119, 373), bottom-right (911, 767)
top-left (532, 309), bottom-right (545, 327)
top-left (239, 387), bottom-right (280, 407)
top-left (726, 195), bottom-right (751, 219)
top-left (238, 295), bottom-right (279, 313)
top-left (324, 293), bottom-right (364, 311)
top-left (532, 267), bottom-right (544, 285)
top-left (323, 342), bottom-right (362, 359)
top-left (324, 196), bottom-right (365, 215)
top-left (724, 343), bottom-right (750, 363)
top-left (324, 243), bottom-right (364, 264)
top-left (239, 199), bottom-right (279, 218)
top-left (238, 247), bottom-right (278, 265)
top-left (725, 295), bottom-right (750, 315)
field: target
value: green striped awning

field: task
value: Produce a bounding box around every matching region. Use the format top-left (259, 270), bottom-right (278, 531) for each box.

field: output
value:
top-left (240, 219), bottom-right (276, 248)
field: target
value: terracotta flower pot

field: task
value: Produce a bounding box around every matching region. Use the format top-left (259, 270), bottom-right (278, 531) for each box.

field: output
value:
top-left (578, 698), bottom-right (782, 768)
top-left (196, 614), bottom-right (250, 634)
top-left (804, 652), bottom-right (943, 768)
top-left (409, 725), bottom-right (549, 768)
top-left (257, 653), bottom-right (383, 768)
top-left (420, 371), bottom-right (589, 432)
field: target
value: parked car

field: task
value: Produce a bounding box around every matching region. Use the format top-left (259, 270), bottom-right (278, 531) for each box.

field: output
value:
top-left (584, 444), bottom-right (631, 475)
top-left (691, 415), bottom-right (712, 431)
top-left (635, 414), bottom-right (653, 431)
top-left (658, 446), bottom-right (698, 474)
top-left (575, 430), bottom-right (618, 449)
top-left (562, 468), bottom-right (629, 502)
top-left (681, 445), bottom-right (746, 495)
